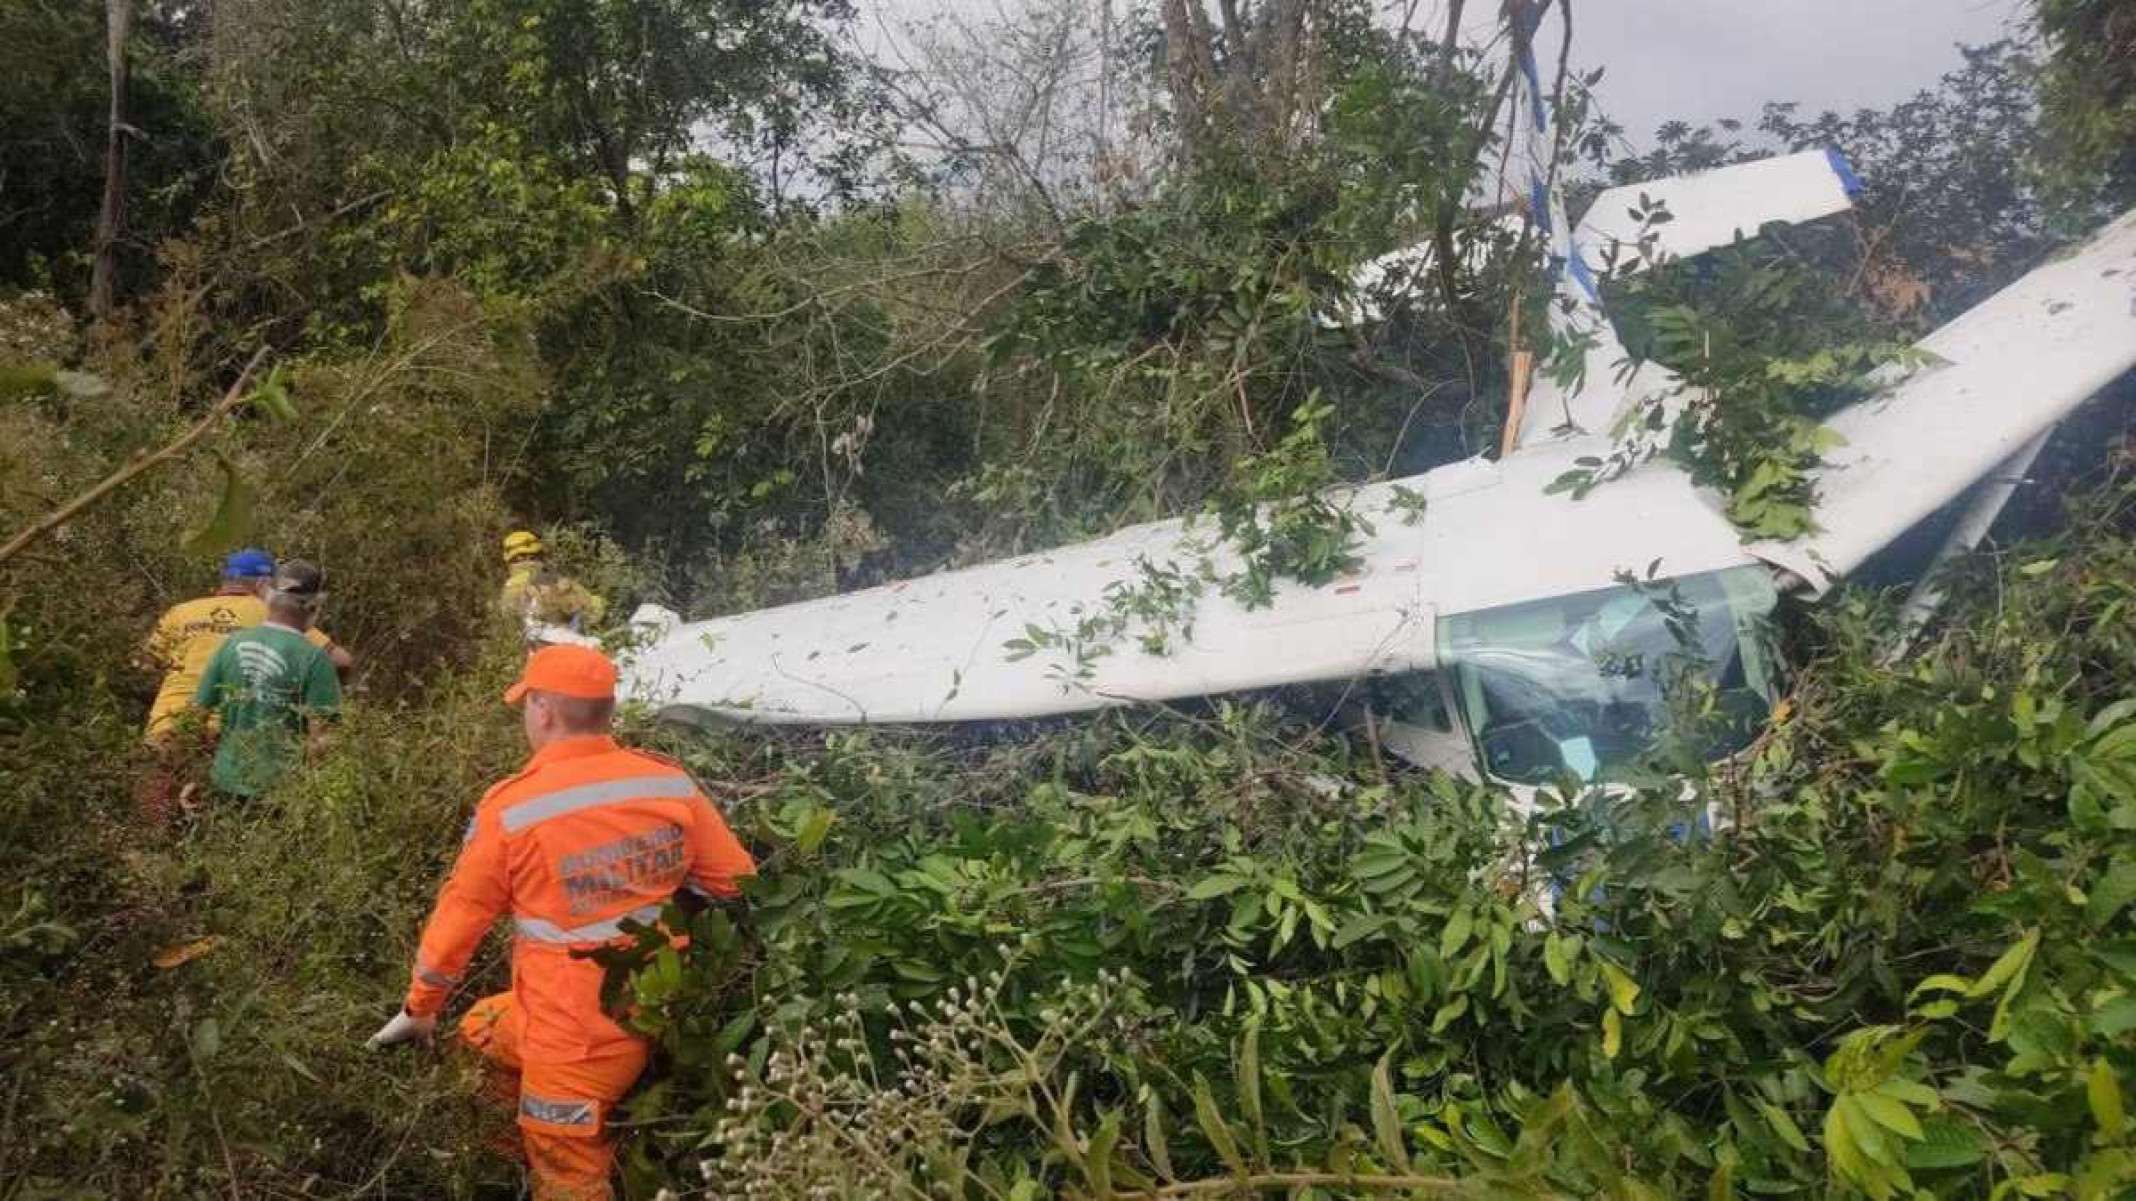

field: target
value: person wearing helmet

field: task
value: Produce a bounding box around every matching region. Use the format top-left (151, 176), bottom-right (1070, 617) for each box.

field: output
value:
top-left (191, 560), bottom-right (344, 799)
top-left (367, 644), bottom-right (755, 1201)
top-left (136, 549), bottom-right (351, 823)
top-left (498, 531), bottom-right (606, 642)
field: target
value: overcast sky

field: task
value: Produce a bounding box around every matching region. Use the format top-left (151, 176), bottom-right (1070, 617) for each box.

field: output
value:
top-left (861, 0), bottom-right (2034, 148)
top-left (1547, 0), bottom-right (2031, 143)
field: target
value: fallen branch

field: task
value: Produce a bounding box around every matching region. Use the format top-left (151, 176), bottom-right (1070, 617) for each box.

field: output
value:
top-left (0, 347), bottom-right (268, 570)
top-left (1116, 1171), bottom-right (1467, 1197)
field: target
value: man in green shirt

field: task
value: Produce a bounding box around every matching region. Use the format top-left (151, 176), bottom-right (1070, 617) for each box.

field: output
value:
top-left (193, 559), bottom-right (343, 797)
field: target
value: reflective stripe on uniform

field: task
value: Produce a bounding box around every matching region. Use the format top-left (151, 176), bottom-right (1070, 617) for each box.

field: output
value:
top-left (520, 1091), bottom-right (596, 1127)
top-left (499, 775), bottom-right (697, 833)
top-left (415, 962), bottom-right (458, 989)
top-left (513, 903), bottom-right (663, 945)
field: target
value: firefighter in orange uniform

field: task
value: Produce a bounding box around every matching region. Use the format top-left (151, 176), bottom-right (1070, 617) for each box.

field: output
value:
top-left (367, 644), bottom-right (755, 1200)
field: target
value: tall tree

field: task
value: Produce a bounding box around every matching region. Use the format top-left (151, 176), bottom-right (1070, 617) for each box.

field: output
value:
top-left (1158, 0), bottom-right (1382, 168)
top-left (2033, 0), bottom-right (2136, 204)
top-left (88, 0), bottom-right (132, 321)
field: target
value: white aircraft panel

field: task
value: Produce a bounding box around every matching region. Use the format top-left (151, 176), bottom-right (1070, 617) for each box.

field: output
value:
top-left (1575, 148), bottom-right (1860, 273)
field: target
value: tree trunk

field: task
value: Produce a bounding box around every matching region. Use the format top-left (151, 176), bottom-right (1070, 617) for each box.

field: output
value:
top-left (1161, 0), bottom-right (1219, 166)
top-left (89, 0), bottom-right (132, 323)
top-left (1432, 0), bottom-right (1466, 90)
top-left (1163, 0), bottom-right (1320, 167)
top-left (1254, 0), bottom-right (1308, 152)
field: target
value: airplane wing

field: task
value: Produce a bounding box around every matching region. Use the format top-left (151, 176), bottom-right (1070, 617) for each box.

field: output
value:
top-left (621, 489), bottom-right (1439, 725)
top-left (619, 443), bottom-right (1757, 725)
top-left (1747, 208), bottom-right (2136, 590)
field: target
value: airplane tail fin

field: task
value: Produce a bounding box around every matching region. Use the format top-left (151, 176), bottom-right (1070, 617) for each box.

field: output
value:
top-left (1575, 148), bottom-right (1860, 274)
top-left (1504, 4), bottom-right (1860, 309)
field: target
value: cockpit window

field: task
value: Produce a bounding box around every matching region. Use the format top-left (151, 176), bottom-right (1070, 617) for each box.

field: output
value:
top-left (1436, 566), bottom-right (1780, 785)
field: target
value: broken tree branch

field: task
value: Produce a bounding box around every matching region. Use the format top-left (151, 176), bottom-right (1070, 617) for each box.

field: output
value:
top-left (0, 349), bottom-right (270, 570)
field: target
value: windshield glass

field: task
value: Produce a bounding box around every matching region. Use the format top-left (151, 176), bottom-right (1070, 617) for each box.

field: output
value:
top-left (1437, 566), bottom-right (1781, 785)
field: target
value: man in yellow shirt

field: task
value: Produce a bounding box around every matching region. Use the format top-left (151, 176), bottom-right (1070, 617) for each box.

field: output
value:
top-left (137, 548), bottom-right (351, 824)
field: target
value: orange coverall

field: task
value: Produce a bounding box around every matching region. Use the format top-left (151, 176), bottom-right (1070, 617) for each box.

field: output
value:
top-left (404, 734), bottom-right (756, 1200)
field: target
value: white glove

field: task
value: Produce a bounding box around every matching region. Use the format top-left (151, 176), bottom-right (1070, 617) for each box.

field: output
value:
top-left (366, 1009), bottom-right (437, 1050)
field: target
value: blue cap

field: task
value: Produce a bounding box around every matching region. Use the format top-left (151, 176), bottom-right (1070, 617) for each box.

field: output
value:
top-left (222, 548), bottom-right (276, 579)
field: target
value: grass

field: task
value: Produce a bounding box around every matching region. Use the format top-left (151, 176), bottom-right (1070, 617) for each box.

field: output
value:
top-left (1, 634), bottom-right (535, 1199)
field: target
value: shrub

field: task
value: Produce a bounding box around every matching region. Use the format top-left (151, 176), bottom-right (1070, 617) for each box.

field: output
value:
top-left (610, 468), bottom-right (2136, 1199)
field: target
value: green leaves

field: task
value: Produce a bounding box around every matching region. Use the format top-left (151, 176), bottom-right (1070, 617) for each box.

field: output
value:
top-left (1904, 1118), bottom-right (1985, 1170)
top-left (1439, 905), bottom-right (1474, 960)
top-left (1333, 912), bottom-right (1393, 950)
top-left (1595, 211), bottom-right (1919, 537)
top-left (2071, 702), bottom-right (2136, 831)
top-left (1432, 994), bottom-right (1469, 1034)
top-left (1904, 929), bottom-right (2048, 1043)
top-left (1350, 837), bottom-right (1419, 893)
top-left (1142, 1091), bottom-right (1176, 1182)
top-left (1209, 400), bottom-right (1364, 586)
top-left (1082, 1109), bottom-right (1120, 1198)
top-left (1970, 930), bottom-right (2042, 1001)
top-left (1543, 931), bottom-right (1576, 985)
top-left (1598, 957), bottom-right (1642, 1015)
top-left (247, 365), bottom-right (297, 422)
top-left (791, 804), bottom-right (834, 855)
top-left (1820, 1027), bottom-right (1945, 1199)
top-left (823, 866), bottom-right (896, 912)
top-left (2084, 859), bottom-right (2136, 927)
top-left (1191, 1072), bottom-right (1246, 1177)
top-left (1855, 1091), bottom-right (1926, 1141)
top-left (1235, 1021), bottom-right (1267, 1164)
top-left (1973, 929), bottom-right (2042, 1043)
top-left (1756, 1098), bottom-right (1812, 1155)
top-left (1825, 1026), bottom-right (1928, 1094)
top-left (1826, 1091), bottom-right (1932, 1200)
top-left (2091, 1059), bottom-right (2126, 1140)
top-left (190, 1017), bottom-right (222, 1064)
top-left (182, 452), bottom-right (257, 557)
top-left (1185, 873), bottom-right (1249, 901)
top-left (1371, 1049), bottom-right (1411, 1173)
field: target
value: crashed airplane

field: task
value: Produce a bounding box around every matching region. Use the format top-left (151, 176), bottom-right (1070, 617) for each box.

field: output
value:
top-left (615, 36), bottom-right (2136, 796)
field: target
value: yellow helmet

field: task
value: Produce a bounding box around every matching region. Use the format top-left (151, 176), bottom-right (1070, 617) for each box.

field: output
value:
top-left (502, 530), bottom-right (545, 564)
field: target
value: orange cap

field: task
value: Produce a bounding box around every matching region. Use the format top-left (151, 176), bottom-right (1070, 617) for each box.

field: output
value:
top-left (503, 644), bottom-right (618, 705)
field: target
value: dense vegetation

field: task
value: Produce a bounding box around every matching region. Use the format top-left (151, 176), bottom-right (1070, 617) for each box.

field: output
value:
top-left (625, 467), bottom-right (2136, 1200)
top-left (2, 0), bottom-right (2134, 1197)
